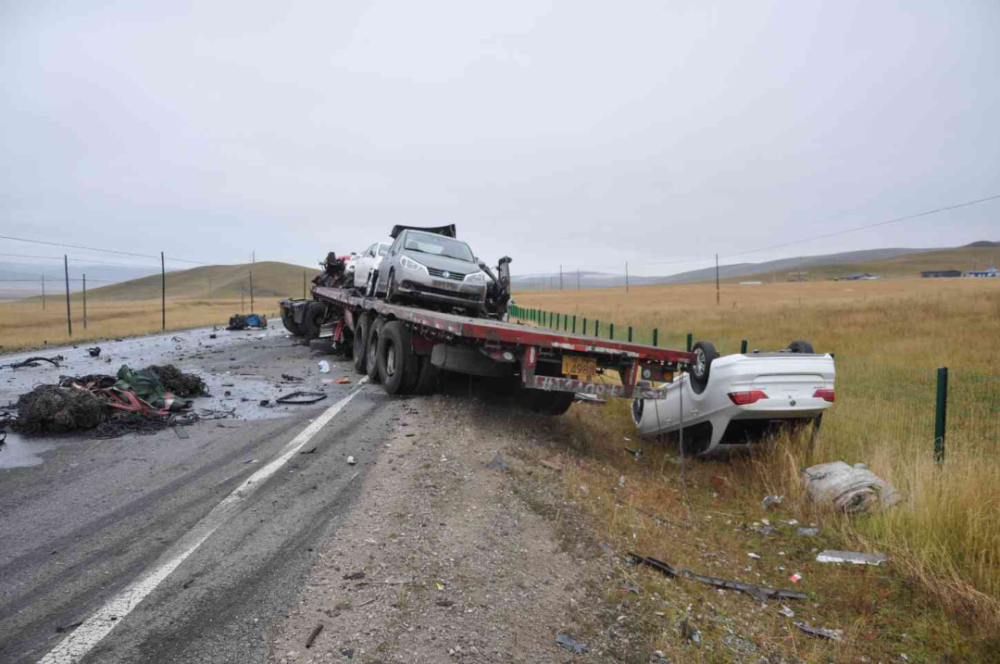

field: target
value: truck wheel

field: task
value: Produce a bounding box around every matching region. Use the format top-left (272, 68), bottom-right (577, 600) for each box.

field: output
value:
top-left (281, 310), bottom-right (302, 336)
top-left (412, 356), bottom-right (440, 395)
top-left (352, 314), bottom-right (371, 373)
top-left (521, 390), bottom-right (574, 416)
top-left (366, 318), bottom-right (384, 383)
top-left (788, 339), bottom-right (815, 354)
top-left (690, 341), bottom-right (718, 395)
top-left (378, 321), bottom-right (419, 395)
top-left (303, 302), bottom-right (328, 338)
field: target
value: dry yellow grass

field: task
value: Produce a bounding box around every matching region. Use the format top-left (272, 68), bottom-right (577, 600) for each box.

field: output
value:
top-left (515, 277), bottom-right (1000, 645)
top-left (0, 298), bottom-right (284, 351)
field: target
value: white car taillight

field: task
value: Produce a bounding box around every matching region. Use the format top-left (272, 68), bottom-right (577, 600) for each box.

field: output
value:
top-left (728, 390), bottom-right (768, 405)
top-left (813, 389), bottom-right (835, 402)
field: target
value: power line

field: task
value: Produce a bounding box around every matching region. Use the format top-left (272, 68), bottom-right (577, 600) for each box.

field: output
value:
top-left (0, 234), bottom-right (211, 265)
top-left (0, 252), bottom-right (164, 268)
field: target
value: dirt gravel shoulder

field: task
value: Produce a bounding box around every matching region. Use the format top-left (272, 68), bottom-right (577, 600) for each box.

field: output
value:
top-left (266, 392), bottom-right (610, 664)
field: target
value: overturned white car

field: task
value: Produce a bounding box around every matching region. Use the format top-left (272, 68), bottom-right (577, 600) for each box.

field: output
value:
top-left (631, 340), bottom-right (835, 455)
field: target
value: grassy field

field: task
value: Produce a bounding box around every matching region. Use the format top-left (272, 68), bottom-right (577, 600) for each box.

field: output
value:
top-left (0, 261), bottom-right (321, 352)
top-left (514, 277), bottom-right (1000, 657)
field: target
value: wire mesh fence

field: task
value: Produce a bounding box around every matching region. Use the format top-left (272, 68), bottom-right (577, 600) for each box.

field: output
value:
top-left (509, 304), bottom-right (1000, 461)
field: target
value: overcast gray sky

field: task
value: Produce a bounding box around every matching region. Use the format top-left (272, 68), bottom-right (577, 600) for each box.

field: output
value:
top-left (3, 0), bottom-right (998, 277)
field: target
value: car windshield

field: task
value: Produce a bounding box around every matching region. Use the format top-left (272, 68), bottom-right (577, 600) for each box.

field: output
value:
top-left (403, 232), bottom-right (475, 262)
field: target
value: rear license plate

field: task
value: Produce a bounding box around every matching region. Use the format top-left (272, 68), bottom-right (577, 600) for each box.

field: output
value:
top-left (431, 279), bottom-right (460, 291)
top-left (562, 355), bottom-right (597, 377)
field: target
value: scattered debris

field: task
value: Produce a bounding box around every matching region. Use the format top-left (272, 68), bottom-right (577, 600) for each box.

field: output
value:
top-left (347, 456), bottom-right (356, 465)
top-left (260, 399), bottom-right (271, 407)
top-left (209, 334), bottom-right (217, 339)
top-left (555, 633), bottom-right (587, 653)
top-left (620, 584), bottom-right (640, 595)
top-left (281, 373), bottom-right (303, 382)
top-left (342, 571), bottom-right (365, 580)
top-left (87, 347), bottom-right (101, 357)
top-left (573, 393), bottom-right (606, 405)
top-left (54, 621), bottom-right (83, 634)
top-left (226, 313), bottom-right (266, 331)
top-left (778, 605), bottom-right (795, 618)
top-left (340, 648), bottom-right (354, 659)
top-left (318, 361), bottom-right (331, 374)
top-left (803, 461), bottom-right (901, 513)
top-left (748, 552), bottom-right (761, 559)
top-left (173, 426), bottom-right (190, 440)
top-left (628, 553), bottom-right (808, 602)
top-left (275, 391), bottom-right (327, 405)
top-left (485, 451), bottom-right (507, 470)
top-left (305, 623), bottom-right (324, 648)
top-left (539, 459), bottom-right (562, 473)
top-left (789, 573), bottom-right (802, 583)
top-left (796, 527), bottom-right (820, 537)
top-left (816, 550), bottom-right (889, 566)
top-left (624, 447), bottom-right (642, 459)
top-left (762, 495), bottom-right (783, 509)
top-left (300, 447), bottom-right (317, 455)
top-left (5, 355), bottom-right (65, 370)
top-left (794, 621), bottom-right (843, 641)
top-left (335, 377), bottom-right (350, 384)
top-left (679, 617), bottom-right (702, 644)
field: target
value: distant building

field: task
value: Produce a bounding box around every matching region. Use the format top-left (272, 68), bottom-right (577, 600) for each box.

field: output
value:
top-left (921, 270), bottom-right (962, 278)
top-left (965, 266), bottom-right (998, 278)
top-left (840, 273), bottom-right (880, 281)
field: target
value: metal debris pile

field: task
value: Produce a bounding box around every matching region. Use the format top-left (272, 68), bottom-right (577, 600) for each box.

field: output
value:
top-left (8, 364), bottom-right (209, 437)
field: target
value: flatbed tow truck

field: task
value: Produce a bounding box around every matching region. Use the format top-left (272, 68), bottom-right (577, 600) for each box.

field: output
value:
top-left (282, 283), bottom-right (695, 415)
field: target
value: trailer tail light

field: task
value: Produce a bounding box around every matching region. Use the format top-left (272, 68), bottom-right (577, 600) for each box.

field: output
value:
top-left (813, 389), bottom-right (835, 402)
top-left (728, 390), bottom-right (768, 405)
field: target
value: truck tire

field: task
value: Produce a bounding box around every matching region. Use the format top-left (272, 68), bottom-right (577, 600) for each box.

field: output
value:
top-left (690, 340), bottom-right (718, 395)
top-left (412, 356), bottom-right (440, 395)
top-left (521, 390), bottom-right (574, 416)
top-left (366, 317), bottom-right (384, 383)
top-left (303, 302), bottom-right (328, 339)
top-left (352, 314), bottom-right (371, 373)
top-left (788, 339), bottom-right (815, 354)
top-left (378, 321), bottom-right (419, 395)
top-left (281, 310), bottom-right (303, 336)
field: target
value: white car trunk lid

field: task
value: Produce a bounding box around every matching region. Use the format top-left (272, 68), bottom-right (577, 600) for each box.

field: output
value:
top-left (750, 374), bottom-right (825, 397)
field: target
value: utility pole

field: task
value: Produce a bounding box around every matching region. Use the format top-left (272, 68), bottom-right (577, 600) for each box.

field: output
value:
top-left (63, 255), bottom-right (72, 337)
top-left (625, 261), bottom-right (629, 293)
top-left (250, 251), bottom-right (255, 314)
top-left (208, 276), bottom-right (212, 300)
top-left (41, 274), bottom-right (45, 310)
top-left (559, 265), bottom-right (563, 290)
top-left (241, 287), bottom-right (245, 312)
top-left (303, 270), bottom-right (307, 298)
top-left (715, 254), bottom-right (720, 305)
top-left (83, 273), bottom-right (87, 329)
top-left (577, 270), bottom-right (581, 290)
top-left (161, 251), bottom-right (166, 331)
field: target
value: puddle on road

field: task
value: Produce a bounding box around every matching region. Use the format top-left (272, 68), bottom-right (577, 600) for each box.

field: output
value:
top-left (0, 433), bottom-right (61, 470)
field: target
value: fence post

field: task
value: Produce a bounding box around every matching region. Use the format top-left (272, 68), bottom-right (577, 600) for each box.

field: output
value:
top-left (686, 333), bottom-right (693, 352)
top-left (595, 320), bottom-right (600, 337)
top-left (161, 251), bottom-right (166, 331)
top-left (935, 367), bottom-right (948, 462)
top-left (583, 318), bottom-right (588, 335)
top-left (740, 339), bottom-right (748, 353)
top-left (572, 315), bottom-right (577, 333)
top-left (628, 326), bottom-right (633, 342)
top-left (83, 273), bottom-right (87, 330)
top-left (609, 322), bottom-right (614, 340)
top-left (652, 328), bottom-right (658, 347)
top-left (63, 254), bottom-right (72, 337)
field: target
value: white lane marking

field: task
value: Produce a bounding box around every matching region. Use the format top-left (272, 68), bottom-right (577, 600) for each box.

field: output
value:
top-left (38, 379), bottom-right (369, 664)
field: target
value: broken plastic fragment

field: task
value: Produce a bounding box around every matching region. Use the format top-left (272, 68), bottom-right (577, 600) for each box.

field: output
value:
top-left (816, 550), bottom-right (889, 566)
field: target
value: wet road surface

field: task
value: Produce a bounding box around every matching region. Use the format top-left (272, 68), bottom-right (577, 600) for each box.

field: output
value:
top-left (0, 326), bottom-right (400, 663)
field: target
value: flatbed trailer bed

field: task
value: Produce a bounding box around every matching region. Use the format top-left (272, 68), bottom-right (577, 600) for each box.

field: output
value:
top-left (304, 286), bottom-right (695, 407)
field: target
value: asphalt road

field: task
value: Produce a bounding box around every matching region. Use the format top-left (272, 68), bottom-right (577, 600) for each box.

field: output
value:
top-left (0, 327), bottom-right (402, 663)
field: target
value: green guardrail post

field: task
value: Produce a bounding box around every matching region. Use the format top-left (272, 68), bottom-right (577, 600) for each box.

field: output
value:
top-left (609, 323), bottom-right (614, 340)
top-left (652, 328), bottom-right (658, 346)
top-left (741, 339), bottom-right (748, 353)
top-left (628, 326), bottom-right (633, 342)
top-left (595, 320), bottom-right (600, 337)
top-left (583, 318), bottom-right (588, 335)
top-left (573, 315), bottom-right (577, 333)
top-left (935, 366), bottom-right (948, 463)
top-left (686, 333), bottom-right (693, 352)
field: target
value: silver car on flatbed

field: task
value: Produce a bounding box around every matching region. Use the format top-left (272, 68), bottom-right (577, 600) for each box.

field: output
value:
top-left (375, 225), bottom-right (489, 314)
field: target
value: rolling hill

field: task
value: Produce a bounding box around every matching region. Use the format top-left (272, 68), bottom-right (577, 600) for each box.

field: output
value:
top-left (73, 261), bottom-right (322, 302)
